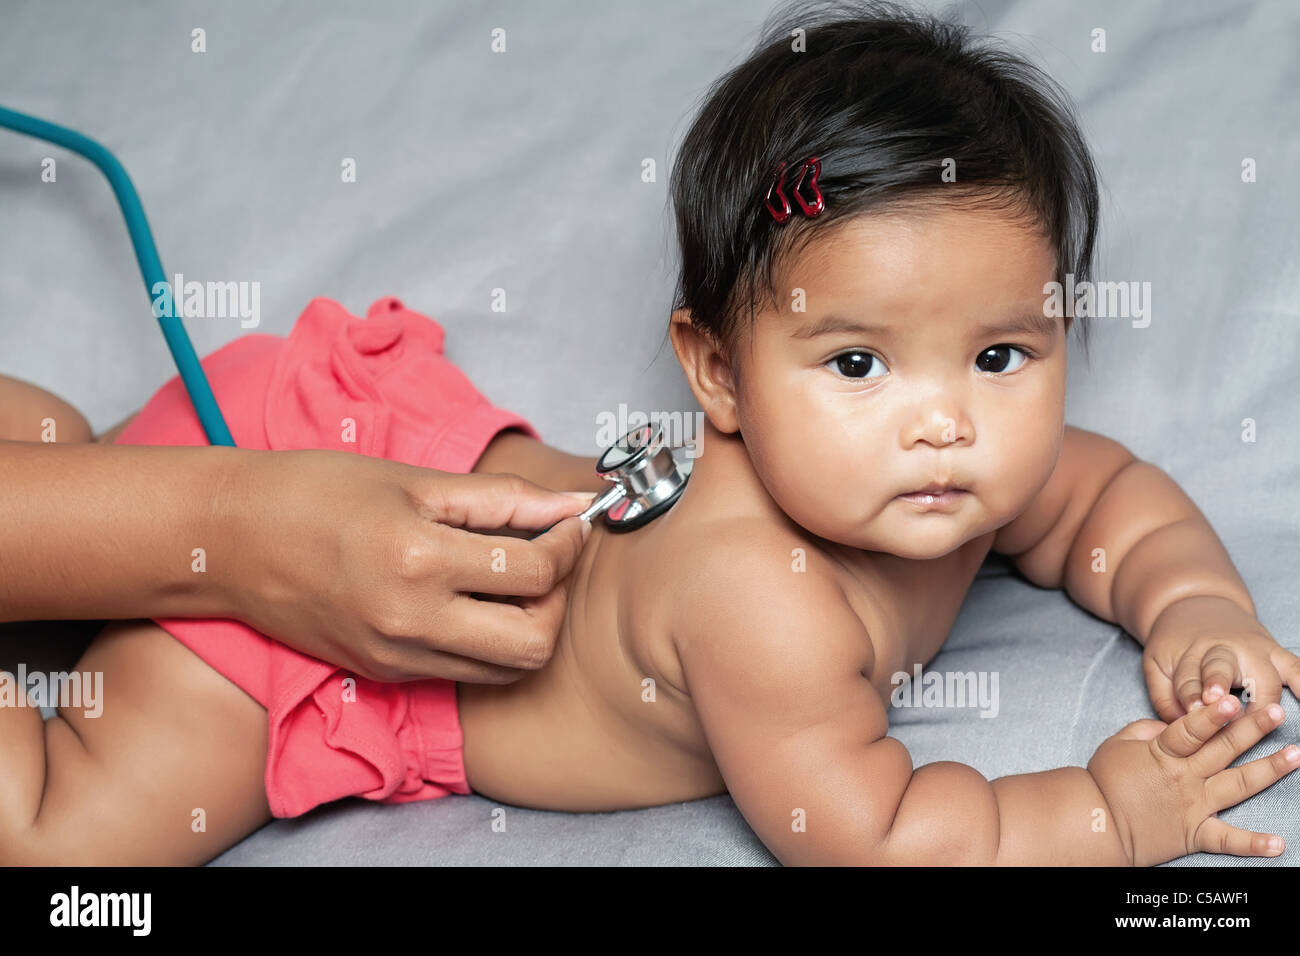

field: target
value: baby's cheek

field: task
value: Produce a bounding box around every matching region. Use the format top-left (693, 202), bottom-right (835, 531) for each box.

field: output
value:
top-left (755, 450), bottom-right (858, 541)
top-left (994, 419), bottom-right (1060, 515)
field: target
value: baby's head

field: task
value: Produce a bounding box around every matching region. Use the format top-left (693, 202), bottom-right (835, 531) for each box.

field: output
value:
top-left (667, 0), bottom-right (1100, 559)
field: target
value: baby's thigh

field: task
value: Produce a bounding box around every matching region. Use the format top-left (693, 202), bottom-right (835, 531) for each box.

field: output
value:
top-left (0, 375), bottom-right (91, 443)
top-left (30, 620), bottom-right (271, 865)
top-left (94, 411), bottom-right (136, 444)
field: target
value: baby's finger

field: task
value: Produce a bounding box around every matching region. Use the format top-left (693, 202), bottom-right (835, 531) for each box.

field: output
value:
top-left (1204, 741), bottom-right (1300, 814)
top-left (1172, 651), bottom-right (1205, 714)
top-left (1270, 648), bottom-right (1300, 703)
top-left (1192, 700), bottom-right (1284, 776)
top-left (1238, 660), bottom-right (1283, 714)
top-left (1198, 643), bottom-right (1238, 704)
top-left (1192, 817), bottom-right (1285, 858)
top-left (1143, 655), bottom-right (1185, 722)
top-left (1156, 693), bottom-right (1241, 759)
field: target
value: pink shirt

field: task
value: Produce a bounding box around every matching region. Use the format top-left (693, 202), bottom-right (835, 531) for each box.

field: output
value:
top-left (116, 296), bottom-right (540, 817)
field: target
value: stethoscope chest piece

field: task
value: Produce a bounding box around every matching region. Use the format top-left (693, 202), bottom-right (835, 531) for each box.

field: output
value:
top-left (580, 422), bottom-right (694, 532)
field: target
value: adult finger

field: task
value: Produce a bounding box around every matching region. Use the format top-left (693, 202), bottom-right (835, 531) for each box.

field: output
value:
top-left (441, 515), bottom-right (590, 596)
top-left (416, 471), bottom-right (596, 531)
top-left (439, 574), bottom-right (574, 671)
top-left (366, 644), bottom-right (531, 684)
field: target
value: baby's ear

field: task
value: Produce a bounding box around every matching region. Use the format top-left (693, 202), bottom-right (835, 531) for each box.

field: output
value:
top-left (668, 310), bottom-right (741, 435)
top-left (667, 308), bottom-right (700, 365)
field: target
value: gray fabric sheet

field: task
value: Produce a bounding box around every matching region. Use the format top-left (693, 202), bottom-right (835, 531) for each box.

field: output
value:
top-left (0, 0), bottom-right (1296, 866)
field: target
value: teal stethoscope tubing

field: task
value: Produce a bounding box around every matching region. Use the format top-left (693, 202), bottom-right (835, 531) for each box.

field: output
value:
top-left (0, 105), bottom-right (235, 446)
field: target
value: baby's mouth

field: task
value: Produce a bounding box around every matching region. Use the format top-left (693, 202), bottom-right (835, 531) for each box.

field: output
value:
top-left (895, 485), bottom-right (969, 511)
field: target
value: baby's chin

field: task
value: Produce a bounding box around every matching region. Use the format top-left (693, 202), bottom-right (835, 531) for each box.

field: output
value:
top-left (875, 535), bottom-right (973, 561)
top-left (812, 513), bottom-right (986, 560)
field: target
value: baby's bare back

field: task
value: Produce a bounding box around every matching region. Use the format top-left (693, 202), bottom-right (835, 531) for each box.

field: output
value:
top-left (456, 461), bottom-right (995, 812)
top-left (456, 511), bottom-right (728, 810)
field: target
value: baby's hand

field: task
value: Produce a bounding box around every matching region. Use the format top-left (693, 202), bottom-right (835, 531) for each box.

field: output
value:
top-left (1088, 694), bottom-right (1298, 866)
top-left (1143, 594), bottom-right (1300, 720)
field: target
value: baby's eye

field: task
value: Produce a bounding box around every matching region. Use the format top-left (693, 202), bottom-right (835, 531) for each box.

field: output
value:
top-left (826, 350), bottom-right (887, 380)
top-left (974, 345), bottom-right (1029, 374)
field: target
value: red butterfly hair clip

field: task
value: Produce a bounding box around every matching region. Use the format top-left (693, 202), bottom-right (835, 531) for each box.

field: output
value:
top-left (764, 156), bottom-right (825, 223)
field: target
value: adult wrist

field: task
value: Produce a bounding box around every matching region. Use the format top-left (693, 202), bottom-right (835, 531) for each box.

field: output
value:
top-left (197, 445), bottom-right (267, 624)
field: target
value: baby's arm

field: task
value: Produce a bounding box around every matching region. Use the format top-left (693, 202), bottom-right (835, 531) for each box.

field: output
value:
top-left (990, 426), bottom-right (1295, 717)
top-left (992, 424), bottom-right (1253, 644)
top-left (673, 529), bottom-right (1130, 865)
top-left (473, 429), bottom-right (608, 494)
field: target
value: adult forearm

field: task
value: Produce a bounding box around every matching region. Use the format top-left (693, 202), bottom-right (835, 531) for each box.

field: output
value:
top-left (0, 440), bottom-right (247, 622)
top-left (876, 761), bottom-right (1130, 865)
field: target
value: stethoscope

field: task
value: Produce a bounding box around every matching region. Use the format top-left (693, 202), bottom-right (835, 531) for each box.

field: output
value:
top-left (568, 422), bottom-right (694, 532)
top-left (526, 420), bottom-right (694, 538)
top-left (0, 105), bottom-right (235, 446)
top-left (0, 105), bottom-right (693, 532)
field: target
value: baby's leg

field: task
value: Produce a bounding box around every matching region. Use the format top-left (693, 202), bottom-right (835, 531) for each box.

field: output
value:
top-left (0, 620), bottom-right (272, 865)
top-left (94, 413), bottom-right (136, 444)
top-left (0, 374), bottom-right (92, 443)
top-left (0, 372), bottom-right (135, 443)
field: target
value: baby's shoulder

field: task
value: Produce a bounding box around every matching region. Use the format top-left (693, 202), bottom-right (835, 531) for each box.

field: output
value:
top-left (669, 515), bottom-right (843, 585)
top-left (664, 516), bottom-right (870, 659)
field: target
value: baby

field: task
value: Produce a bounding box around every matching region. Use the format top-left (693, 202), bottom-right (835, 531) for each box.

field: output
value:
top-left (3, 1), bottom-right (1298, 866)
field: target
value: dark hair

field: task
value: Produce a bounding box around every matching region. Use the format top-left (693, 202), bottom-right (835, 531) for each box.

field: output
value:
top-left (666, 0), bottom-right (1100, 367)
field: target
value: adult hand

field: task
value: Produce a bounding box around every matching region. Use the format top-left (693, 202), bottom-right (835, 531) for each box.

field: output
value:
top-left (1, 441), bottom-right (595, 682)
top-left (231, 449), bottom-right (595, 683)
